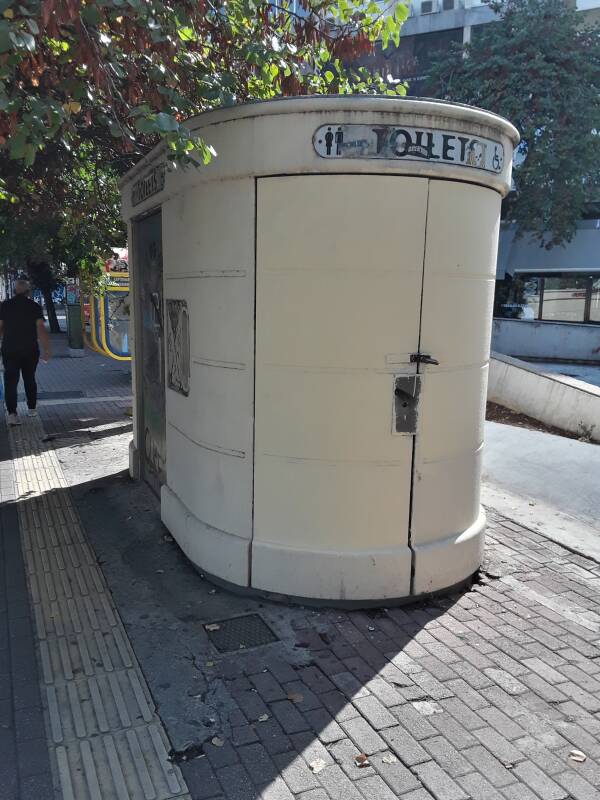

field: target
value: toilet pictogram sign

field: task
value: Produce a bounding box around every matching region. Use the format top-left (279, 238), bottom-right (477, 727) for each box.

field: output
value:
top-left (313, 123), bottom-right (504, 174)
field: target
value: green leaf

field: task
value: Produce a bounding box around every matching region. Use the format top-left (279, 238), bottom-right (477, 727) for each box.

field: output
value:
top-left (155, 112), bottom-right (179, 132)
top-left (81, 5), bottom-right (100, 24)
top-left (19, 30), bottom-right (35, 51)
top-left (394, 3), bottom-right (409, 24)
top-left (177, 26), bottom-right (196, 41)
top-left (134, 116), bottom-right (157, 134)
top-left (9, 131), bottom-right (27, 159)
top-left (108, 120), bottom-right (123, 138)
top-left (0, 21), bottom-right (11, 53)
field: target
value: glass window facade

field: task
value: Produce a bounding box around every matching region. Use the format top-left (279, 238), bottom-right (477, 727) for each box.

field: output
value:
top-left (353, 29), bottom-right (463, 95)
top-left (541, 277), bottom-right (590, 322)
top-left (591, 278), bottom-right (600, 323)
top-left (496, 274), bottom-right (600, 324)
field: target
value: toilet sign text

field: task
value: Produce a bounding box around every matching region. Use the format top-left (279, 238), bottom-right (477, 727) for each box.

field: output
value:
top-left (131, 164), bottom-right (166, 206)
top-left (313, 124), bottom-right (504, 174)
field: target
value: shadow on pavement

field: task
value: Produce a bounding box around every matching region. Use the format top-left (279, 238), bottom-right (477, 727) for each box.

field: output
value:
top-left (72, 470), bottom-right (497, 800)
top-left (12, 457), bottom-right (600, 800)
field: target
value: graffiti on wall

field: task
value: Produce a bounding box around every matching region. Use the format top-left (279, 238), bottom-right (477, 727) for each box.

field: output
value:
top-left (144, 426), bottom-right (165, 477)
top-left (166, 299), bottom-right (190, 396)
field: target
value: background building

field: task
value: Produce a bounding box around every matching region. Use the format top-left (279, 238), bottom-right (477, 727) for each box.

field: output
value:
top-left (380, 0), bottom-right (600, 95)
top-left (368, 0), bottom-right (600, 333)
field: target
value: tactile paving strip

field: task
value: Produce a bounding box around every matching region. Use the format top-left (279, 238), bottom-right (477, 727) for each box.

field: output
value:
top-left (8, 411), bottom-right (190, 800)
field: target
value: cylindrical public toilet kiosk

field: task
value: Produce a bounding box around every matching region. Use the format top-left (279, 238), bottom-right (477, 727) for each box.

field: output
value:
top-left (121, 96), bottom-right (518, 604)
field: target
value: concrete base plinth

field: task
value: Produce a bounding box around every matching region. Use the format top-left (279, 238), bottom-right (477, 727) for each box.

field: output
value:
top-left (159, 481), bottom-right (483, 606)
top-left (161, 484), bottom-right (250, 587)
top-left (129, 440), bottom-right (141, 480)
top-left (411, 511), bottom-right (486, 596)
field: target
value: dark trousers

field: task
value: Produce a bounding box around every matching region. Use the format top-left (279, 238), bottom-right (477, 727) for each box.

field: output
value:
top-left (2, 350), bottom-right (39, 414)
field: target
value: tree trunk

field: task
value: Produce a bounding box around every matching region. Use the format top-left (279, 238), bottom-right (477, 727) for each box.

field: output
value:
top-left (42, 287), bottom-right (61, 333)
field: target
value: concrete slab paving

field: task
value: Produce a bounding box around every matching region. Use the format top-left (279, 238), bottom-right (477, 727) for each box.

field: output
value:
top-left (483, 420), bottom-right (600, 560)
top-left (535, 362), bottom-right (600, 389)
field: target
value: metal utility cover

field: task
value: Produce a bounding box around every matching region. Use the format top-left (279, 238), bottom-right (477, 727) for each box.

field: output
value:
top-left (204, 614), bottom-right (278, 653)
top-left (394, 375), bottom-right (421, 434)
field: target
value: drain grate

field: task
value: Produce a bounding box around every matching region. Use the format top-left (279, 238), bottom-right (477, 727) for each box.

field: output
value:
top-left (204, 614), bottom-right (278, 653)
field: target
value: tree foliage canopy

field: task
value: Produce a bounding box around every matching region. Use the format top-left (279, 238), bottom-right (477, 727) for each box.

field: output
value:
top-left (1, 0), bottom-right (406, 173)
top-left (0, 0), bottom-right (406, 285)
top-left (426, 0), bottom-right (600, 247)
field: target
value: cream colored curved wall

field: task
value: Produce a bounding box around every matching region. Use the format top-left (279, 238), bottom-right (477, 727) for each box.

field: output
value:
top-left (161, 179), bottom-right (255, 584)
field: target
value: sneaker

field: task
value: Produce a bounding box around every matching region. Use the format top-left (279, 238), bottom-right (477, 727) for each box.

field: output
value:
top-left (7, 413), bottom-right (22, 426)
top-left (27, 409), bottom-right (38, 417)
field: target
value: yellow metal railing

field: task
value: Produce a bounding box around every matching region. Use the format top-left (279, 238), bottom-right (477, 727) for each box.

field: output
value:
top-left (81, 272), bottom-right (131, 361)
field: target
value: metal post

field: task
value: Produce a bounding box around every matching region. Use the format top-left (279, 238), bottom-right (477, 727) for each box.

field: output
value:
top-left (65, 279), bottom-right (85, 357)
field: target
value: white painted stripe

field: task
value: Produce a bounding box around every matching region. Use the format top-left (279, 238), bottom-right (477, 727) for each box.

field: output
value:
top-left (55, 745), bottom-right (76, 800)
top-left (81, 739), bottom-right (103, 800)
top-left (37, 394), bottom-right (133, 407)
top-left (58, 636), bottom-right (74, 681)
top-left (127, 729), bottom-right (157, 800)
top-left (46, 686), bottom-right (63, 743)
top-left (150, 725), bottom-right (182, 794)
top-left (105, 734), bottom-right (131, 800)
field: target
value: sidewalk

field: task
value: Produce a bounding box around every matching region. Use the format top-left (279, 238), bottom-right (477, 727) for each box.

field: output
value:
top-left (3, 334), bottom-right (600, 800)
top-left (483, 420), bottom-right (600, 562)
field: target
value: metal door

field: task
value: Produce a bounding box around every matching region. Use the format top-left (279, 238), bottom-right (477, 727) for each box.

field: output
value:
top-left (410, 180), bottom-right (501, 591)
top-left (253, 175), bottom-right (428, 596)
top-left (134, 211), bottom-right (166, 494)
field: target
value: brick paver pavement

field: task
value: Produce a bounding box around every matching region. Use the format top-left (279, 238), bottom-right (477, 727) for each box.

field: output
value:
top-left (172, 513), bottom-right (600, 800)
top-left (3, 335), bottom-right (600, 800)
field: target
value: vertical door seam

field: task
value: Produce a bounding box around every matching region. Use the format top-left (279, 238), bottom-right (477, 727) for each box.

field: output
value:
top-left (249, 177), bottom-right (258, 589)
top-left (408, 178), bottom-right (431, 596)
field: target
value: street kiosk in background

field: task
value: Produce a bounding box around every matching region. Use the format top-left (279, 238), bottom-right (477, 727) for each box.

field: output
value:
top-left (82, 249), bottom-right (131, 362)
top-left (120, 96), bottom-right (518, 604)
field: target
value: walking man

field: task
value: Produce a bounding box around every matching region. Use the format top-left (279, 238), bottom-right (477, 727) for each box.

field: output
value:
top-left (0, 278), bottom-right (51, 425)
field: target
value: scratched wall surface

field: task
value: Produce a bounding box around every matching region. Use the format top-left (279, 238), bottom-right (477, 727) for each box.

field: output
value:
top-left (252, 174), bottom-right (427, 601)
top-left (160, 179), bottom-right (255, 584)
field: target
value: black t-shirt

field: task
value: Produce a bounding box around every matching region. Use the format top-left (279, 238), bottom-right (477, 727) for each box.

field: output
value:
top-left (0, 295), bottom-right (44, 354)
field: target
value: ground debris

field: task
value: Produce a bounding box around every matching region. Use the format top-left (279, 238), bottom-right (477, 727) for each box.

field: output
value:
top-left (486, 401), bottom-right (592, 443)
top-left (168, 740), bottom-right (209, 763)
